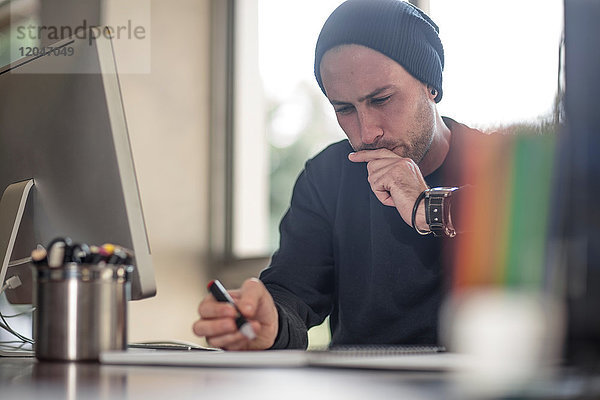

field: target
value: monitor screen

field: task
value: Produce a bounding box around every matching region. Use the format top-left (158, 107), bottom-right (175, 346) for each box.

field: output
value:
top-left (550, 0), bottom-right (600, 366)
top-left (0, 27), bottom-right (156, 302)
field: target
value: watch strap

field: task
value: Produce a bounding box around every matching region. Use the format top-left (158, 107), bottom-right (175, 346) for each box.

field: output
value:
top-left (424, 187), bottom-right (459, 238)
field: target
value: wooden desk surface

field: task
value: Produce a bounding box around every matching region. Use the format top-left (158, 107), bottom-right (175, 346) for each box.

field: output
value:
top-left (1, 357), bottom-right (450, 400)
top-left (0, 356), bottom-right (596, 399)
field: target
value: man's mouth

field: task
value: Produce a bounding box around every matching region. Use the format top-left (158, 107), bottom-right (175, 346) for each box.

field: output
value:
top-left (357, 142), bottom-right (404, 152)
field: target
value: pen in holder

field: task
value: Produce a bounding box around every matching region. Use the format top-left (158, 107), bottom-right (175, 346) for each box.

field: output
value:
top-left (32, 239), bottom-right (133, 361)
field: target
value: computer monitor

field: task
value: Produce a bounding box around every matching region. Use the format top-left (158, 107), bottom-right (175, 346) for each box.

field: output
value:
top-left (553, 0), bottom-right (600, 366)
top-left (0, 27), bottom-right (156, 302)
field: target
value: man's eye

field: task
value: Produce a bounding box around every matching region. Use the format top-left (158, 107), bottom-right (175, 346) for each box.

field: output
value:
top-left (371, 95), bottom-right (391, 105)
top-left (335, 106), bottom-right (354, 114)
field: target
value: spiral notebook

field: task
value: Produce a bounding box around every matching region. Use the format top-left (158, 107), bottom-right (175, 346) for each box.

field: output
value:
top-left (100, 344), bottom-right (472, 370)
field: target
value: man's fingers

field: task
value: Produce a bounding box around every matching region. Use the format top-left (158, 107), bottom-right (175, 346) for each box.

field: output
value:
top-left (193, 278), bottom-right (278, 350)
top-left (373, 190), bottom-right (395, 207)
top-left (366, 159), bottom-right (401, 184)
top-left (365, 158), bottom-right (402, 175)
top-left (192, 317), bottom-right (237, 338)
top-left (198, 296), bottom-right (238, 318)
top-left (348, 148), bottom-right (401, 162)
top-left (236, 278), bottom-right (267, 317)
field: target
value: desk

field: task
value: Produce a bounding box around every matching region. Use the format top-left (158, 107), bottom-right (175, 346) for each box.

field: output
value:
top-left (0, 357), bottom-right (455, 400)
top-left (1, 357), bottom-right (598, 399)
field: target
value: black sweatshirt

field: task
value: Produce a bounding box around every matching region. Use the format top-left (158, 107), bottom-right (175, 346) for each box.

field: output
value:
top-left (260, 117), bottom-right (486, 349)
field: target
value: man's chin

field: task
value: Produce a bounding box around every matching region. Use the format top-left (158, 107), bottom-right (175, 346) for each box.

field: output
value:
top-left (391, 145), bottom-right (413, 160)
top-left (411, 147), bottom-right (431, 165)
top-left (394, 147), bottom-right (429, 164)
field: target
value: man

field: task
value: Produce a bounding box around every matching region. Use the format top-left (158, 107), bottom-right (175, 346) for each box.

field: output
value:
top-left (193, 0), bottom-right (485, 350)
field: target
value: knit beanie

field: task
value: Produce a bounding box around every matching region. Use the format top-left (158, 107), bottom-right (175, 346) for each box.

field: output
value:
top-left (314, 0), bottom-right (444, 103)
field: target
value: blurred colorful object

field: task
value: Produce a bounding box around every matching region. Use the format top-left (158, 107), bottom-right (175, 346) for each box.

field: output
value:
top-left (450, 126), bottom-right (557, 291)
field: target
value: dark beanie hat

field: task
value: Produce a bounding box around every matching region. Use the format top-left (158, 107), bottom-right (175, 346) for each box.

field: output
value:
top-left (314, 0), bottom-right (444, 103)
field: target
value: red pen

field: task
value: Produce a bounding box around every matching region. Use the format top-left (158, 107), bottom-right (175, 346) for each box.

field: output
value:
top-left (207, 280), bottom-right (257, 340)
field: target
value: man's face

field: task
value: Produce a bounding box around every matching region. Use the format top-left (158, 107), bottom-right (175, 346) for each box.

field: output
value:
top-left (320, 44), bottom-right (436, 163)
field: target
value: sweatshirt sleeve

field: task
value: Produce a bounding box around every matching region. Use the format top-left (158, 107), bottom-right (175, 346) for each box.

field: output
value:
top-left (260, 145), bottom-right (342, 349)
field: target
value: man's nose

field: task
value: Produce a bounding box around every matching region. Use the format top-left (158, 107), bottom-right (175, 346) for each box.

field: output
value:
top-left (357, 109), bottom-right (383, 145)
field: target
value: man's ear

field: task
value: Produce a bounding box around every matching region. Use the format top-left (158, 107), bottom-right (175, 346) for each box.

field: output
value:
top-left (427, 85), bottom-right (438, 100)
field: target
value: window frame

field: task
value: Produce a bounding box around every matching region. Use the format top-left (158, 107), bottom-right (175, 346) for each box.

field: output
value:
top-left (209, 0), bottom-right (271, 280)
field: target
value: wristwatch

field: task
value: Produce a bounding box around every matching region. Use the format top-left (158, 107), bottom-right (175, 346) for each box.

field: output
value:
top-left (424, 187), bottom-right (459, 238)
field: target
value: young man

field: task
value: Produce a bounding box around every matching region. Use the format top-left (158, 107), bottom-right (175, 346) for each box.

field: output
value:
top-left (193, 0), bottom-right (484, 350)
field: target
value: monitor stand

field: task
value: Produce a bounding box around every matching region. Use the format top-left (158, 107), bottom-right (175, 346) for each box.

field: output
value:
top-left (0, 180), bottom-right (34, 291)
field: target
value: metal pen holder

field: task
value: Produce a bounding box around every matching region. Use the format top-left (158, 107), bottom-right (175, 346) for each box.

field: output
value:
top-left (33, 263), bottom-right (132, 361)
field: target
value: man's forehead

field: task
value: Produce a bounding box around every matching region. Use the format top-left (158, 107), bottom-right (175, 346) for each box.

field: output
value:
top-left (320, 44), bottom-right (414, 98)
top-left (320, 44), bottom-right (411, 78)
top-left (322, 44), bottom-right (391, 64)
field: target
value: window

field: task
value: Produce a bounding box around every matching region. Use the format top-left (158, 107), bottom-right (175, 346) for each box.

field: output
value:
top-left (210, 0), bottom-right (345, 262)
top-left (429, 0), bottom-right (564, 129)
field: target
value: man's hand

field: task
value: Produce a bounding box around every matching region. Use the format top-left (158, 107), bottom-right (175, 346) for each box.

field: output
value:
top-left (193, 278), bottom-right (279, 350)
top-left (348, 149), bottom-right (428, 231)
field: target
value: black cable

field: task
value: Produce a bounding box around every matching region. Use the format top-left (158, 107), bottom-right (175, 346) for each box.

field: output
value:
top-left (0, 310), bottom-right (34, 344)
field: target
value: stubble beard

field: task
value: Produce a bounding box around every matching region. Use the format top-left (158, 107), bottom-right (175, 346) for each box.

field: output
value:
top-left (354, 92), bottom-right (436, 164)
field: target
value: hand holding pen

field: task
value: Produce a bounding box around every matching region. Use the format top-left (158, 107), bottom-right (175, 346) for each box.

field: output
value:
top-left (193, 278), bottom-right (279, 351)
top-left (207, 280), bottom-right (256, 340)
